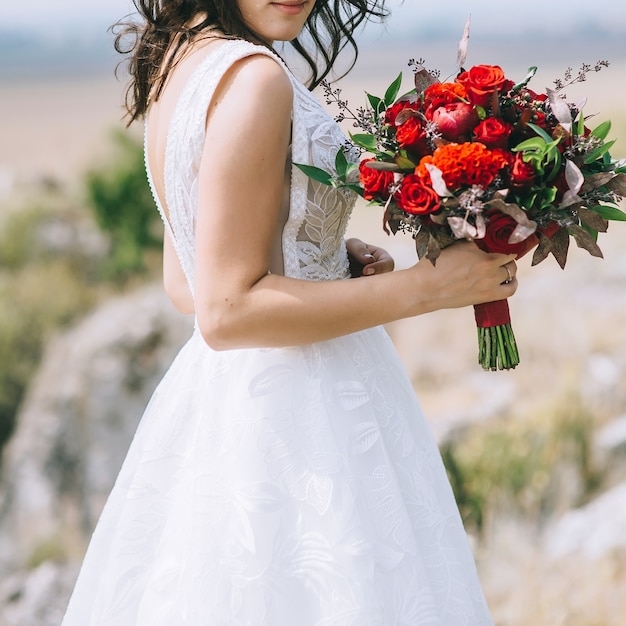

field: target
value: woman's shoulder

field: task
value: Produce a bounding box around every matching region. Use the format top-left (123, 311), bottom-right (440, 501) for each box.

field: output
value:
top-left (226, 50), bottom-right (292, 98)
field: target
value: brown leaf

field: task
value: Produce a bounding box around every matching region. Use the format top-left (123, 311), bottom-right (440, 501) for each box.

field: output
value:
top-left (414, 229), bottom-right (430, 259)
top-left (486, 198), bottom-right (536, 229)
top-left (531, 232), bottom-right (553, 266)
top-left (509, 223), bottom-right (537, 244)
top-left (394, 109), bottom-right (421, 126)
top-left (559, 192), bottom-right (582, 210)
top-left (426, 234), bottom-right (442, 264)
top-left (578, 207), bottom-right (609, 233)
top-left (433, 137), bottom-right (453, 148)
top-left (569, 224), bottom-right (604, 258)
top-left (429, 211), bottom-right (448, 225)
top-left (490, 89), bottom-right (500, 118)
top-left (607, 173), bottom-right (626, 196)
top-left (414, 67), bottom-right (439, 96)
top-left (550, 227), bottom-right (570, 269)
top-left (515, 108), bottom-right (533, 130)
top-left (448, 216), bottom-right (478, 239)
top-left (383, 203), bottom-right (401, 235)
top-left (581, 172), bottom-right (616, 193)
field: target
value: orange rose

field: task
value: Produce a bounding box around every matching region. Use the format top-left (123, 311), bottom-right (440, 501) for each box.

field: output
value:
top-left (423, 82), bottom-right (467, 118)
top-left (456, 65), bottom-right (512, 107)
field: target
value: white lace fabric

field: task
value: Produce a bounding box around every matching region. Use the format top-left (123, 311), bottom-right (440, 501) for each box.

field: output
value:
top-left (145, 40), bottom-right (353, 293)
top-left (62, 39), bottom-right (494, 626)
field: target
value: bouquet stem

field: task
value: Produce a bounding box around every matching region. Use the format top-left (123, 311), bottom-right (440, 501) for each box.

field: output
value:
top-left (474, 300), bottom-right (520, 371)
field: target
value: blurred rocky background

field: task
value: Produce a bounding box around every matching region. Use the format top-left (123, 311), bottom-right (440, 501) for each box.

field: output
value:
top-left (1, 1), bottom-right (625, 624)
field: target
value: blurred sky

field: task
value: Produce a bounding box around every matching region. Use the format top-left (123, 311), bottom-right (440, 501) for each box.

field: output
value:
top-left (2, 0), bottom-right (626, 36)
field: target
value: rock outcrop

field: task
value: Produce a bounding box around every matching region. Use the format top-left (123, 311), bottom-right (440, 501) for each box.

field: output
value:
top-left (0, 284), bottom-right (193, 574)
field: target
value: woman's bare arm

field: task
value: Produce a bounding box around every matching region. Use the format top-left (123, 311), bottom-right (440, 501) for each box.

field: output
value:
top-left (192, 55), bottom-right (518, 350)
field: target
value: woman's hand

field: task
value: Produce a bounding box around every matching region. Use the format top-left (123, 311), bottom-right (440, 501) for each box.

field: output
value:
top-left (411, 240), bottom-right (518, 314)
top-left (346, 238), bottom-right (395, 277)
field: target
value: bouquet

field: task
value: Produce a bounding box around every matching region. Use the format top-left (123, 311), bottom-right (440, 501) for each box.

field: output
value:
top-left (298, 29), bottom-right (626, 371)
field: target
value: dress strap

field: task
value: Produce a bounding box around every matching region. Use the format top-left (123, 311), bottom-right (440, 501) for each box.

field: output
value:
top-left (160, 39), bottom-right (291, 297)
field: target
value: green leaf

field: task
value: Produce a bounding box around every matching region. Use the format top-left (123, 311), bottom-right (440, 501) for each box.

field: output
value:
top-left (366, 93), bottom-right (384, 116)
top-left (527, 122), bottom-right (554, 144)
top-left (513, 66), bottom-right (538, 91)
top-left (584, 139), bottom-right (616, 164)
top-left (345, 184), bottom-right (365, 197)
top-left (512, 137), bottom-right (547, 152)
top-left (395, 154), bottom-right (417, 171)
top-left (545, 152), bottom-right (563, 182)
top-left (591, 120), bottom-right (611, 140)
top-left (384, 73), bottom-right (403, 106)
top-left (345, 162), bottom-right (360, 178)
top-left (335, 148), bottom-right (348, 179)
top-left (350, 133), bottom-right (378, 152)
top-left (592, 204), bottom-right (626, 221)
top-left (294, 163), bottom-right (333, 186)
top-left (575, 112), bottom-right (585, 137)
top-left (540, 186), bottom-right (558, 207)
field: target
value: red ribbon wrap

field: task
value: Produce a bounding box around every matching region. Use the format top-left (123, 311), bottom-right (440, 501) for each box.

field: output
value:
top-left (474, 299), bottom-right (511, 328)
top-left (472, 223), bottom-right (561, 329)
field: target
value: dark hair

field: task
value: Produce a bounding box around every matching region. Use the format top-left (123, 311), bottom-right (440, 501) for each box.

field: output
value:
top-left (114, 0), bottom-right (389, 124)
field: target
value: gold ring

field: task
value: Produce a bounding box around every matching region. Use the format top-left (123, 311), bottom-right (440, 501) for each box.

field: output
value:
top-left (503, 265), bottom-right (512, 284)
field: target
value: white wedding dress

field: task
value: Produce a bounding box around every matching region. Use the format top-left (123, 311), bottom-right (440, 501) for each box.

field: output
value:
top-left (61, 40), bottom-right (494, 625)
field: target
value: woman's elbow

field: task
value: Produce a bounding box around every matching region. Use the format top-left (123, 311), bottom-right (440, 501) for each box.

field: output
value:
top-left (196, 306), bottom-right (242, 351)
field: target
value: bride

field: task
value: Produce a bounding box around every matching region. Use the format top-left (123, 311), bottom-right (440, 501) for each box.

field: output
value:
top-left (62, 1), bottom-right (517, 623)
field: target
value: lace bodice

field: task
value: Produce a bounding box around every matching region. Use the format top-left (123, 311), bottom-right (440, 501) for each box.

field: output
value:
top-left (145, 39), bottom-right (357, 297)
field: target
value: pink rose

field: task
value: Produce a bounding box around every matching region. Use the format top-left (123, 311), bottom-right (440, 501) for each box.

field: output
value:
top-left (431, 102), bottom-right (478, 141)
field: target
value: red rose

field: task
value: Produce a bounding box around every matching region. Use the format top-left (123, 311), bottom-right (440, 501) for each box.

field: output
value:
top-left (476, 209), bottom-right (536, 256)
top-left (395, 174), bottom-right (441, 215)
top-left (457, 65), bottom-right (512, 107)
top-left (396, 117), bottom-right (429, 158)
top-left (509, 153), bottom-right (535, 188)
top-left (359, 159), bottom-right (395, 201)
top-left (473, 118), bottom-right (513, 150)
top-left (385, 100), bottom-right (418, 126)
top-left (431, 102), bottom-right (478, 141)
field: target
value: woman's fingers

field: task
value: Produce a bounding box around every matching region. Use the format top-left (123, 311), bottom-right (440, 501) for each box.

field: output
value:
top-left (346, 238), bottom-right (395, 277)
